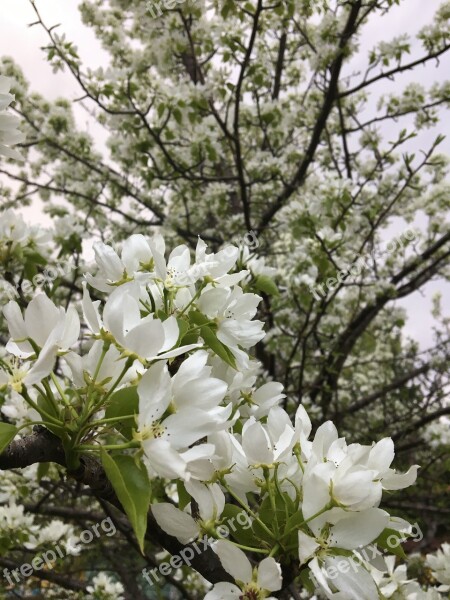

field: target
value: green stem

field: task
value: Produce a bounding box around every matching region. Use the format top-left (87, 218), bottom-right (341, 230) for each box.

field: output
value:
top-left (100, 359), bottom-right (133, 407)
top-left (77, 441), bottom-right (140, 451)
top-left (264, 466), bottom-right (279, 535)
top-left (296, 503), bottom-right (333, 529)
top-left (90, 414), bottom-right (136, 427)
top-left (230, 542), bottom-right (269, 554)
top-left (294, 446), bottom-right (305, 472)
top-left (92, 343), bottom-right (109, 384)
top-left (50, 373), bottom-right (78, 420)
top-left (177, 284), bottom-right (204, 317)
top-left (40, 380), bottom-right (60, 418)
top-left (23, 388), bottom-right (63, 426)
top-left (274, 463), bottom-right (290, 524)
top-left (77, 414), bottom-right (136, 438)
top-left (269, 543), bottom-right (280, 558)
top-left (222, 482), bottom-right (277, 542)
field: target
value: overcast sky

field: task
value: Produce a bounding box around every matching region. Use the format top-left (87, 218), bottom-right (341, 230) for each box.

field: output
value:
top-left (1, 0), bottom-right (449, 349)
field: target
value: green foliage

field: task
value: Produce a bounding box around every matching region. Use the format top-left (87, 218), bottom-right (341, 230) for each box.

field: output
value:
top-left (101, 451), bottom-right (151, 553)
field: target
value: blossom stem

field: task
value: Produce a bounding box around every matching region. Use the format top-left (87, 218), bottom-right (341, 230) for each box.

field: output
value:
top-left (78, 441), bottom-right (140, 451)
top-left (92, 343), bottom-right (109, 384)
top-left (50, 373), bottom-right (78, 420)
top-left (91, 415), bottom-right (136, 426)
top-left (23, 387), bottom-right (63, 426)
top-left (296, 503), bottom-right (333, 529)
top-left (77, 414), bottom-right (136, 439)
top-left (230, 542), bottom-right (269, 554)
top-left (269, 543), bottom-right (280, 558)
top-left (177, 284), bottom-right (204, 317)
top-left (222, 482), bottom-right (277, 542)
top-left (264, 466), bottom-right (279, 536)
top-left (294, 446), bottom-right (305, 472)
top-left (39, 380), bottom-right (61, 419)
top-left (99, 359), bottom-right (133, 407)
top-left (274, 464), bottom-right (290, 523)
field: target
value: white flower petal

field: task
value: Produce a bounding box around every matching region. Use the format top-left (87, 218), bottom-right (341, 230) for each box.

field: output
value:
top-left (125, 319), bottom-right (165, 359)
top-left (368, 438), bottom-right (394, 472)
top-left (204, 582), bottom-right (241, 600)
top-left (242, 421), bottom-right (273, 465)
top-left (329, 508), bottom-right (390, 550)
top-left (143, 439), bottom-right (188, 480)
top-left (24, 294), bottom-right (60, 347)
top-left (155, 343), bottom-right (202, 359)
top-left (82, 283), bottom-right (102, 333)
top-left (164, 408), bottom-right (222, 449)
top-left (151, 503), bottom-right (198, 544)
top-left (160, 316), bottom-right (179, 352)
top-left (257, 557), bottom-right (282, 591)
top-left (298, 530), bottom-right (320, 565)
top-left (138, 362), bottom-right (171, 429)
top-left (382, 465), bottom-right (419, 490)
top-left (212, 540), bottom-right (252, 584)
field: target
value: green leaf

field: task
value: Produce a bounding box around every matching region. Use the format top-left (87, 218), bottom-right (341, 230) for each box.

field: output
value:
top-left (254, 275), bottom-right (279, 296)
top-left (200, 325), bottom-right (236, 369)
top-left (251, 495), bottom-right (283, 544)
top-left (221, 0), bottom-right (233, 18)
top-left (180, 331), bottom-right (200, 346)
top-left (101, 452), bottom-right (151, 553)
top-left (157, 103), bottom-right (165, 119)
top-left (299, 568), bottom-right (316, 594)
top-left (284, 508), bottom-right (306, 537)
top-left (221, 504), bottom-right (258, 547)
top-left (375, 528), bottom-right (407, 559)
top-left (0, 423), bottom-right (18, 453)
top-left (36, 392), bottom-right (60, 421)
top-left (104, 387), bottom-right (138, 440)
top-left (176, 318), bottom-right (190, 344)
top-left (23, 250), bottom-right (47, 266)
top-left (177, 481), bottom-right (191, 511)
top-left (189, 310), bottom-right (210, 326)
top-left (259, 493), bottom-right (291, 532)
top-left (37, 462), bottom-right (50, 482)
top-left (173, 108), bottom-right (182, 125)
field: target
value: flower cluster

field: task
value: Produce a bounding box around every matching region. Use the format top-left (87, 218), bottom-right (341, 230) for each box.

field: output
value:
top-left (0, 227), bottom-right (444, 599)
top-left (427, 544), bottom-right (450, 593)
top-left (0, 76), bottom-right (25, 160)
top-left (86, 573), bottom-right (125, 600)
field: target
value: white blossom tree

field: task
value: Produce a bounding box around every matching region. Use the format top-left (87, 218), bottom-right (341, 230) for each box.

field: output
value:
top-left (0, 0), bottom-right (449, 598)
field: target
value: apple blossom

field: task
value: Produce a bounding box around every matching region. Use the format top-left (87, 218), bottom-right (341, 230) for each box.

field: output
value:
top-left (198, 285), bottom-right (265, 350)
top-left (136, 361), bottom-right (232, 480)
top-left (309, 555), bottom-right (379, 600)
top-left (206, 540), bottom-right (282, 600)
top-left (152, 480), bottom-right (225, 544)
top-left (427, 543), bottom-right (450, 590)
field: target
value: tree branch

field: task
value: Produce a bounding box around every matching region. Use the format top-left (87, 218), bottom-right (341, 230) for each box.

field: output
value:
top-left (0, 427), bottom-right (231, 586)
top-left (257, 1), bottom-right (363, 232)
top-left (339, 44), bottom-right (450, 99)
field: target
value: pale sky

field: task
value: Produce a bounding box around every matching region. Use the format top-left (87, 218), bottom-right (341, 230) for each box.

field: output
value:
top-left (0, 0), bottom-right (449, 349)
